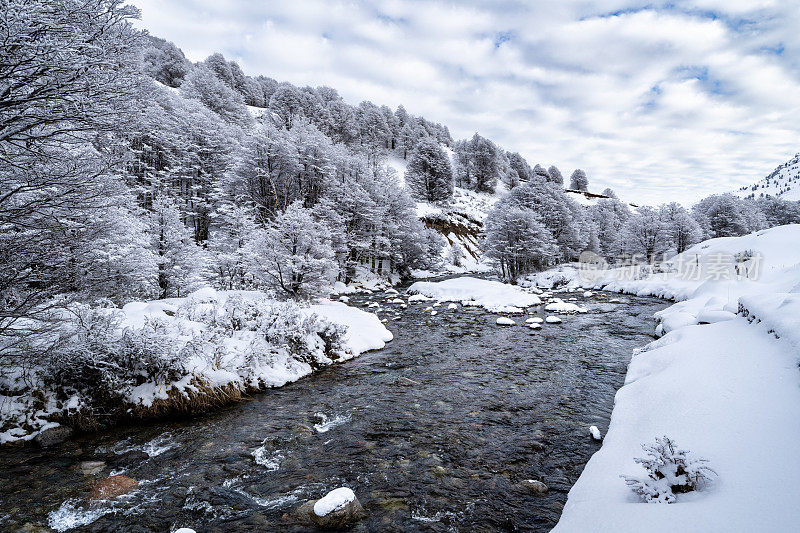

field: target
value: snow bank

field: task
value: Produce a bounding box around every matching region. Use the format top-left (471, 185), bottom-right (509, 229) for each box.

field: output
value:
top-left (550, 225), bottom-right (800, 531)
top-left (554, 320), bottom-right (800, 532)
top-left (311, 301), bottom-right (393, 357)
top-left (408, 277), bottom-right (541, 312)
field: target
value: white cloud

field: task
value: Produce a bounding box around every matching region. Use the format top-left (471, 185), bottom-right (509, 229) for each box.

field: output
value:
top-left (132, 0), bottom-right (800, 205)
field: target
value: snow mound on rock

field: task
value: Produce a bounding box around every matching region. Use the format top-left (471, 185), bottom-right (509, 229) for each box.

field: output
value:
top-left (314, 487), bottom-right (356, 517)
top-left (408, 277), bottom-right (541, 312)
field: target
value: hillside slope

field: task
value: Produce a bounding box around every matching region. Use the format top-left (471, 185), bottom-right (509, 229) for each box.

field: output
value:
top-left (735, 153), bottom-right (800, 201)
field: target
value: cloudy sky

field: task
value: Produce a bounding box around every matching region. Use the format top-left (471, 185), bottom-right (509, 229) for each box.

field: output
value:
top-left (134, 0), bottom-right (800, 205)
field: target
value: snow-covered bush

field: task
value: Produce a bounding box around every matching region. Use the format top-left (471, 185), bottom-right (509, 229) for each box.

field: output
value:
top-left (43, 306), bottom-right (186, 407)
top-left (621, 436), bottom-right (716, 503)
top-left (177, 294), bottom-right (347, 368)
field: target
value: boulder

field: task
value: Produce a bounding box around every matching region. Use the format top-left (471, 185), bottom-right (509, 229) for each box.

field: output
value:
top-left (294, 488), bottom-right (365, 530)
top-left (520, 479), bottom-right (549, 494)
top-left (90, 475), bottom-right (138, 500)
top-left (34, 426), bottom-right (73, 447)
top-left (79, 460), bottom-right (106, 476)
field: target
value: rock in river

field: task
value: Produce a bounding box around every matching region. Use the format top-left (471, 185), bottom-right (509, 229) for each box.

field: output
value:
top-left (79, 460), bottom-right (106, 476)
top-left (520, 479), bottom-right (549, 494)
top-left (90, 475), bottom-right (138, 499)
top-left (294, 487), bottom-right (365, 530)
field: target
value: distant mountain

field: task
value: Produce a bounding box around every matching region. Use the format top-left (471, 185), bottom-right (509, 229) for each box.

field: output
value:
top-left (735, 153), bottom-right (800, 201)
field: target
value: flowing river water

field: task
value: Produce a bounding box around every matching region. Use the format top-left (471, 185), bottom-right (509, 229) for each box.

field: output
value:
top-left (0, 282), bottom-right (664, 532)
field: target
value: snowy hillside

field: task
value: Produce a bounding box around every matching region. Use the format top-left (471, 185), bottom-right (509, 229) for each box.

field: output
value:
top-left (735, 152), bottom-right (800, 201)
top-left (383, 152), bottom-right (500, 274)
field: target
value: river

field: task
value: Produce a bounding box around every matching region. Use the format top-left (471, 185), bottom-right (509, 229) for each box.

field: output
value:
top-left (0, 283), bottom-right (664, 532)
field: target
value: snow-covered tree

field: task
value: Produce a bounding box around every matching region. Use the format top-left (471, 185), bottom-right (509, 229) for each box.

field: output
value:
top-left (659, 202), bottom-right (702, 254)
top-left (405, 138), bottom-right (454, 202)
top-left (692, 193), bottom-right (766, 238)
top-left (569, 169), bottom-right (589, 191)
top-left (141, 36), bottom-right (191, 88)
top-left (248, 202), bottom-right (337, 299)
top-left (587, 195), bottom-right (631, 261)
top-left (622, 436), bottom-right (716, 504)
top-left (502, 180), bottom-right (585, 260)
top-left (548, 166), bottom-right (564, 186)
top-left (755, 196), bottom-right (800, 227)
top-left (148, 196), bottom-right (205, 298)
top-left (456, 133), bottom-right (500, 193)
top-left (70, 205), bottom-right (160, 303)
top-left (485, 203), bottom-right (559, 280)
top-left (226, 123), bottom-right (300, 222)
top-left (0, 0), bottom-right (144, 342)
top-left (269, 84), bottom-right (307, 128)
top-left (180, 64), bottom-right (252, 127)
top-left (507, 152), bottom-right (533, 184)
top-left (357, 101), bottom-right (392, 167)
top-left (206, 204), bottom-right (259, 290)
top-left (621, 206), bottom-right (669, 262)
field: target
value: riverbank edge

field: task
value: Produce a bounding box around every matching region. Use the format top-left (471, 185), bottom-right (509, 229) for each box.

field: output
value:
top-left (540, 274), bottom-right (800, 531)
top-left (1, 295), bottom-right (394, 448)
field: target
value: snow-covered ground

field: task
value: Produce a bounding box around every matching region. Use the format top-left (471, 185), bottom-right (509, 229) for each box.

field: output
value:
top-left (0, 289), bottom-right (392, 444)
top-left (408, 276), bottom-right (541, 313)
top-left (527, 225), bottom-right (800, 531)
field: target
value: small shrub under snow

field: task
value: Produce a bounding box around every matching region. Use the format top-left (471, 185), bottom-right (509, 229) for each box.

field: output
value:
top-left (43, 305), bottom-right (186, 406)
top-left (621, 436), bottom-right (716, 503)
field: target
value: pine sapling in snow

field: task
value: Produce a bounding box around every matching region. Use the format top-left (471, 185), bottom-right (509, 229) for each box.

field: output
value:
top-left (621, 436), bottom-right (716, 503)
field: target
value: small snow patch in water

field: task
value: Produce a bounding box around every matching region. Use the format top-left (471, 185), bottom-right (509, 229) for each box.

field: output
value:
top-left (545, 316), bottom-right (562, 323)
top-left (496, 317), bottom-right (516, 326)
top-left (313, 413), bottom-right (350, 433)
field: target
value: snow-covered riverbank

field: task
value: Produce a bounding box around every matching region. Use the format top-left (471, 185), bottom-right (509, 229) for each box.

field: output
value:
top-left (0, 289), bottom-right (392, 445)
top-left (526, 225), bottom-right (800, 531)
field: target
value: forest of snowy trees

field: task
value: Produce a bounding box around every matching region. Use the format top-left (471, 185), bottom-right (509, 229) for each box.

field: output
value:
top-left (4, 0), bottom-right (800, 431)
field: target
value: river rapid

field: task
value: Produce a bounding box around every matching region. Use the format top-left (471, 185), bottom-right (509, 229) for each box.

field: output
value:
top-left (0, 281), bottom-right (664, 532)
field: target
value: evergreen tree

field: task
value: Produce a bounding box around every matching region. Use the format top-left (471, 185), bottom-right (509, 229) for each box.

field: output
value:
top-left (569, 169), bottom-right (589, 191)
top-left (405, 138), bottom-right (454, 202)
top-left (548, 166), bottom-right (564, 185)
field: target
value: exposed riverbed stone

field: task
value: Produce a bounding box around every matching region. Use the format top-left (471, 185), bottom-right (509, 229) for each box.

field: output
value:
top-left (79, 460), bottom-right (106, 476)
top-left (90, 475), bottom-right (138, 499)
top-left (34, 426), bottom-right (72, 447)
top-left (520, 479), bottom-right (549, 494)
